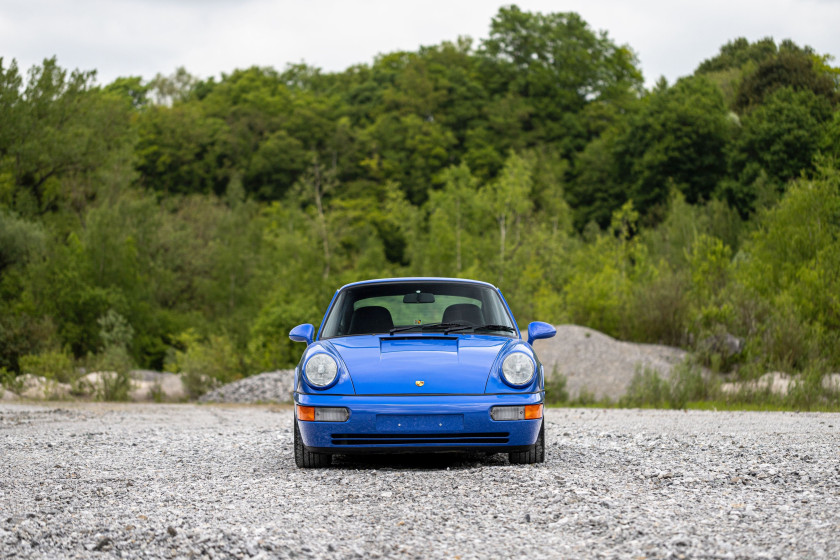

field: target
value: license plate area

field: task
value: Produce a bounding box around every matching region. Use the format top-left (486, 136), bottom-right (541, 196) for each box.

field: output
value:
top-left (375, 414), bottom-right (464, 432)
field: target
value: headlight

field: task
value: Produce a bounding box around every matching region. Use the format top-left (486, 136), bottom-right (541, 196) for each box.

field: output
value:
top-left (501, 352), bottom-right (535, 386)
top-left (304, 354), bottom-right (338, 387)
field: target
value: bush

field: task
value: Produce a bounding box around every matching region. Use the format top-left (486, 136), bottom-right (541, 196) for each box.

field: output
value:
top-left (148, 381), bottom-right (165, 403)
top-left (693, 324), bottom-right (744, 373)
top-left (620, 360), bottom-right (713, 409)
top-left (18, 350), bottom-right (75, 384)
top-left (670, 361), bottom-right (717, 408)
top-left (627, 266), bottom-right (689, 346)
top-left (1, 367), bottom-right (24, 394)
top-left (719, 367), bottom-right (840, 411)
top-left (81, 310), bottom-right (136, 401)
top-left (570, 388), bottom-right (601, 406)
top-left (95, 371), bottom-right (132, 401)
top-left (544, 368), bottom-right (569, 404)
top-left (167, 330), bottom-right (243, 399)
top-left (762, 299), bottom-right (816, 372)
top-left (620, 366), bottom-right (671, 408)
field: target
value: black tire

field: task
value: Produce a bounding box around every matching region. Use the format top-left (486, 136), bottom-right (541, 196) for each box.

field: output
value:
top-left (509, 420), bottom-right (545, 465)
top-left (294, 418), bottom-right (332, 468)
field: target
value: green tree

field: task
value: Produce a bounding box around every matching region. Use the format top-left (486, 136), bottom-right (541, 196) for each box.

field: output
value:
top-left (482, 152), bottom-right (533, 286)
top-left (423, 162), bottom-right (482, 275)
top-left (134, 103), bottom-right (226, 195)
top-left (734, 48), bottom-right (838, 112)
top-left (695, 37), bottom-right (779, 74)
top-left (725, 87), bottom-right (834, 215)
top-left (0, 58), bottom-right (135, 216)
top-left (622, 76), bottom-right (732, 216)
top-left (481, 5), bottom-right (643, 151)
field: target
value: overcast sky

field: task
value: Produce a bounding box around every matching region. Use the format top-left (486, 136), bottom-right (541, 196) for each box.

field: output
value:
top-left (2, 0), bottom-right (839, 88)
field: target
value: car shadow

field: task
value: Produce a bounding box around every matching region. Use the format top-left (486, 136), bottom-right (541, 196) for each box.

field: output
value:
top-left (331, 451), bottom-right (510, 470)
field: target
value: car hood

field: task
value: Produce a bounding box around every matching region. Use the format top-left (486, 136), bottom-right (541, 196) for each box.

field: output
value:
top-left (328, 334), bottom-right (513, 394)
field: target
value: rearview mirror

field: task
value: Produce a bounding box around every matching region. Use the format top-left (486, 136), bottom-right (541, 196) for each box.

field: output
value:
top-left (289, 323), bottom-right (315, 345)
top-left (527, 321), bottom-right (556, 345)
top-left (403, 292), bottom-right (436, 303)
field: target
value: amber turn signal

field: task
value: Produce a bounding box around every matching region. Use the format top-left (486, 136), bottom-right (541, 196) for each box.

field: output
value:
top-left (296, 405), bottom-right (315, 422)
top-left (524, 404), bottom-right (543, 420)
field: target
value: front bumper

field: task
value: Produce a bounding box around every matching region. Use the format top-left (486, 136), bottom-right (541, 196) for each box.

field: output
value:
top-left (294, 392), bottom-right (543, 454)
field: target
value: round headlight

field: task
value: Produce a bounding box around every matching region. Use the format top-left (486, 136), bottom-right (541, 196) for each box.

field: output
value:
top-left (304, 354), bottom-right (338, 387)
top-left (501, 352), bottom-right (535, 386)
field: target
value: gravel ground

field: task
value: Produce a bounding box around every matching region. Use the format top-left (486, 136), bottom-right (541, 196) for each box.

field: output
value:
top-left (2, 403), bottom-right (839, 559)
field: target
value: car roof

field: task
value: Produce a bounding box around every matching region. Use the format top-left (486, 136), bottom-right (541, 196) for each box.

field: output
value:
top-left (337, 277), bottom-right (499, 291)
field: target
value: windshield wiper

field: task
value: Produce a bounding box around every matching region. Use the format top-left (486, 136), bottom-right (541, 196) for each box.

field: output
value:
top-left (472, 324), bottom-right (517, 333)
top-left (443, 323), bottom-right (519, 335)
top-left (443, 325), bottom-right (516, 334)
top-left (443, 324), bottom-right (474, 334)
top-left (389, 322), bottom-right (464, 335)
top-left (389, 322), bottom-right (516, 335)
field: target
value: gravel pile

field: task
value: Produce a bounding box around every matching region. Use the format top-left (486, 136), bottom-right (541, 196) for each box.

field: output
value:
top-left (532, 325), bottom-right (689, 401)
top-left (199, 370), bottom-right (295, 404)
top-left (2, 402), bottom-right (839, 559)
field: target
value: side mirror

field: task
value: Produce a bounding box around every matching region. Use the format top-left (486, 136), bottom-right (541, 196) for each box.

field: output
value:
top-left (527, 321), bottom-right (556, 345)
top-left (289, 323), bottom-right (315, 345)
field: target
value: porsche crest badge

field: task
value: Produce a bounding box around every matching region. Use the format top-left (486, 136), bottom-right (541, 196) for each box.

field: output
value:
top-left (415, 380), bottom-right (425, 387)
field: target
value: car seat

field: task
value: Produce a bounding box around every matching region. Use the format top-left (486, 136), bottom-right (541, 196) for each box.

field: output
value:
top-left (348, 306), bottom-right (394, 334)
top-left (441, 303), bottom-right (484, 325)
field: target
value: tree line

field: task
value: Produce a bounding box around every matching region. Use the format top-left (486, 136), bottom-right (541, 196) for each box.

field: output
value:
top-left (1, 6), bottom-right (839, 394)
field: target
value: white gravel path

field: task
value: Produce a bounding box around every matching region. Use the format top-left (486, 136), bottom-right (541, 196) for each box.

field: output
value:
top-left (2, 403), bottom-right (839, 559)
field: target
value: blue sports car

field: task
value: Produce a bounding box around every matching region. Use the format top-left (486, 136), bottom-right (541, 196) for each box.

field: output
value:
top-left (289, 277), bottom-right (556, 467)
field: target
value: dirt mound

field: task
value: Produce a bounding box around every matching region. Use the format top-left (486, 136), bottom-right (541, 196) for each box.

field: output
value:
top-left (199, 370), bottom-right (295, 404)
top-left (532, 325), bottom-right (689, 401)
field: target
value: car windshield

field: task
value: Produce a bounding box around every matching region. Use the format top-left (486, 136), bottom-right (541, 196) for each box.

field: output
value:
top-left (320, 281), bottom-right (517, 338)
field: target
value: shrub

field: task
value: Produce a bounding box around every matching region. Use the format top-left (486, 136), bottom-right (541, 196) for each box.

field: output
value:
top-left (627, 266), bottom-right (689, 346)
top-left (776, 366), bottom-right (840, 411)
top-left (571, 388), bottom-right (600, 406)
top-left (761, 298), bottom-right (816, 372)
top-left (81, 310), bottom-right (136, 401)
top-left (620, 366), bottom-right (670, 408)
top-left (544, 369), bottom-right (569, 405)
top-left (97, 371), bottom-right (132, 402)
top-left (148, 381), bottom-right (165, 403)
top-left (620, 360), bottom-right (712, 409)
top-left (167, 330), bottom-right (243, 399)
top-left (669, 361), bottom-right (717, 408)
top-left (19, 350), bottom-right (75, 384)
top-left (1, 367), bottom-right (24, 394)
top-left (693, 323), bottom-right (744, 373)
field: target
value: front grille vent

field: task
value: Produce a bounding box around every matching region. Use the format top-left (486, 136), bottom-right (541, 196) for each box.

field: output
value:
top-left (330, 432), bottom-right (509, 446)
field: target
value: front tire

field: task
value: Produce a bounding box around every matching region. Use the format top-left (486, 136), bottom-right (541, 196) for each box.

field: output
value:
top-left (294, 418), bottom-right (332, 468)
top-left (509, 420), bottom-right (545, 465)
